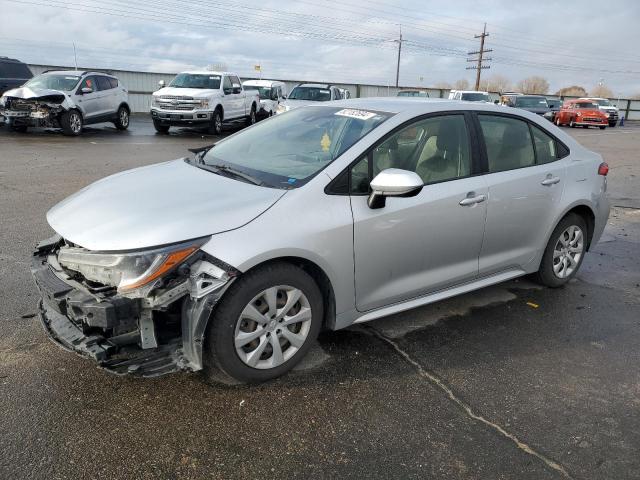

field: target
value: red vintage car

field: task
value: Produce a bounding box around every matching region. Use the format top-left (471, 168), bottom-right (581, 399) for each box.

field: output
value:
top-left (554, 99), bottom-right (608, 129)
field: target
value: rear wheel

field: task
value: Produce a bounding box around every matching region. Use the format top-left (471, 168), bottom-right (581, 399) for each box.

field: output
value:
top-left (203, 262), bottom-right (323, 385)
top-left (555, 116), bottom-right (562, 127)
top-left (246, 105), bottom-right (257, 126)
top-left (114, 106), bottom-right (130, 130)
top-left (60, 110), bottom-right (83, 136)
top-left (153, 119), bottom-right (169, 134)
top-left (535, 213), bottom-right (587, 288)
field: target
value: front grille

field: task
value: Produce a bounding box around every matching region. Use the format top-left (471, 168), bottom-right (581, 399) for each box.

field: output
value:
top-left (155, 95), bottom-right (202, 111)
top-left (159, 95), bottom-right (194, 101)
top-left (9, 100), bottom-right (36, 111)
top-left (158, 104), bottom-right (195, 111)
top-left (583, 117), bottom-right (603, 122)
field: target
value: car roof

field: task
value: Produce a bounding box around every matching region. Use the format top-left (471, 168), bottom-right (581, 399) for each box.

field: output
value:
top-left (43, 70), bottom-right (115, 77)
top-left (454, 90), bottom-right (490, 94)
top-left (243, 79), bottom-right (282, 86)
top-left (296, 83), bottom-right (332, 88)
top-left (180, 70), bottom-right (230, 76)
top-left (320, 97), bottom-right (512, 115)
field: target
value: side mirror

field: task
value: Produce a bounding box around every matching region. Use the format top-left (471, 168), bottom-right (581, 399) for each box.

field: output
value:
top-left (368, 168), bottom-right (423, 209)
top-left (158, 80), bottom-right (165, 88)
top-left (282, 94), bottom-right (287, 99)
top-left (81, 87), bottom-right (93, 94)
top-left (494, 100), bottom-right (499, 104)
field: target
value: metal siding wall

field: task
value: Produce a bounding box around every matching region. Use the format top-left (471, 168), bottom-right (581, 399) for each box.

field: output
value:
top-left (27, 64), bottom-right (640, 117)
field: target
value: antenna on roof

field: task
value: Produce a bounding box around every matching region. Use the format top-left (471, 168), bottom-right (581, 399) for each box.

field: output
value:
top-left (72, 42), bottom-right (78, 70)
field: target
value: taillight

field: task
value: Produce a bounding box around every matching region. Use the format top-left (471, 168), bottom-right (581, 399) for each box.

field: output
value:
top-left (598, 162), bottom-right (609, 176)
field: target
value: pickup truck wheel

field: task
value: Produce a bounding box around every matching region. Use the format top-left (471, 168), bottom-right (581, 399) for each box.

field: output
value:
top-left (246, 106), bottom-right (256, 126)
top-left (153, 119), bottom-right (170, 134)
top-left (114, 106), bottom-right (130, 130)
top-left (60, 110), bottom-right (83, 136)
top-left (208, 110), bottom-right (223, 135)
top-left (202, 262), bottom-right (323, 385)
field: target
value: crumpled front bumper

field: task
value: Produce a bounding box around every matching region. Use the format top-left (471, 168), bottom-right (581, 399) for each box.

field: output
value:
top-left (30, 236), bottom-right (236, 377)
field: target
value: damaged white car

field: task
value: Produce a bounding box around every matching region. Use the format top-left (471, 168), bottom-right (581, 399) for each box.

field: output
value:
top-left (0, 70), bottom-right (130, 135)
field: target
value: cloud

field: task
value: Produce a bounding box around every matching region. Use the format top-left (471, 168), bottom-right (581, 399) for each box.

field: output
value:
top-left (0, 0), bottom-right (638, 95)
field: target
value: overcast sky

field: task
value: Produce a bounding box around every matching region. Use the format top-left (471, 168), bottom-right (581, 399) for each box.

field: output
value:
top-left (1, 0), bottom-right (639, 96)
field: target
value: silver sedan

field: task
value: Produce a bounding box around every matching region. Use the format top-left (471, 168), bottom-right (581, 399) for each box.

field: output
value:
top-left (31, 98), bottom-right (610, 384)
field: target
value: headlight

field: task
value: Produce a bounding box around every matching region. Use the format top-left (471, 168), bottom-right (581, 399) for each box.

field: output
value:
top-left (604, 113), bottom-right (610, 118)
top-left (276, 104), bottom-right (288, 114)
top-left (0, 96), bottom-right (6, 107)
top-left (151, 97), bottom-right (159, 107)
top-left (576, 112), bottom-right (582, 117)
top-left (199, 99), bottom-right (209, 108)
top-left (57, 239), bottom-right (205, 293)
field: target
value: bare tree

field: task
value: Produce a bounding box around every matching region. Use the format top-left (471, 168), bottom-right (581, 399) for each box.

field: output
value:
top-left (454, 79), bottom-right (470, 90)
top-left (516, 76), bottom-right (550, 94)
top-left (590, 84), bottom-right (614, 98)
top-left (480, 74), bottom-right (512, 93)
top-left (434, 81), bottom-right (452, 89)
top-left (555, 85), bottom-right (587, 97)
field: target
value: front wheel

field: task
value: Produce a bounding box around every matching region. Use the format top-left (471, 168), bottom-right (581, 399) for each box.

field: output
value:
top-left (569, 117), bottom-right (576, 128)
top-left (534, 213), bottom-right (587, 288)
top-left (203, 262), bottom-right (323, 385)
top-left (60, 110), bottom-right (83, 136)
top-left (599, 126), bottom-right (606, 130)
top-left (114, 106), bottom-right (130, 130)
top-left (208, 110), bottom-right (223, 135)
top-left (153, 119), bottom-right (169, 134)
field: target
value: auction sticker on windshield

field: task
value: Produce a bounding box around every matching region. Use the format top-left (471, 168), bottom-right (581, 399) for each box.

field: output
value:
top-left (335, 109), bottom-right (377, 120)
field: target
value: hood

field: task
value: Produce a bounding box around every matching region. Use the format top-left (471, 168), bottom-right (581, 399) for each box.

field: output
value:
top-left (154, 86), bottom-right (220, 98)
top-left (599, 105), bottom-right (618, 112)
top-left (577, 109), bottom-right (606, 116)
top-left (2, 86), bottom-right (68, 101)
top-left (47, 159), bottom-right (286, 251)
top-left (282, 99), bottom-right (325, 110)
top-left (520, 106), bottom-right (551, 114)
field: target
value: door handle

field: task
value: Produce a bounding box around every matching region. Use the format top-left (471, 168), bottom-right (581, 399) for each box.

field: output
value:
top-left (541, 176), bottom-right (560, 186)
top-left (459, 194), bottom-right (487, 206)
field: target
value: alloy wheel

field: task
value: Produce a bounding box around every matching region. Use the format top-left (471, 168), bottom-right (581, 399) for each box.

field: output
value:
top-left (552, 225), bottom-right (584, 279)
top-left (234, 285), bottom-right (312, 369)
top-left (120, 109), bottom-right (129, 127)
top-left (70, 113), bottom-right (82, 134)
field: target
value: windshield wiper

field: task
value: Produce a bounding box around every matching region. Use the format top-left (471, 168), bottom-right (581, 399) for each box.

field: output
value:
top-left (197, 163), bottom-right (265, 186)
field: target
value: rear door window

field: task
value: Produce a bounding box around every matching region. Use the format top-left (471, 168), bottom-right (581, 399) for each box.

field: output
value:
top-left (108, 77), bottom-right (119, 89)
top-left (478, 115), bottom-right (535, 172)
top-left (530, 125), bottom-right (557, 164)
top-left (96, 76), bottom-right (112, 91)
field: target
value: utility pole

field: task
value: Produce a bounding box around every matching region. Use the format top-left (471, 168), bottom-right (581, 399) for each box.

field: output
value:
top-left (73, 42), bottom-right (78, 70)
top-left (394, 25), bottom-right (403, 88)
top-left (466, 23), bottom-right (492, 91)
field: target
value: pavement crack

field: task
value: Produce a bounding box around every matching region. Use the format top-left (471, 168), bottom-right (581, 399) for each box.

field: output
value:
top-left (366, 325), bottom-right (574, 479)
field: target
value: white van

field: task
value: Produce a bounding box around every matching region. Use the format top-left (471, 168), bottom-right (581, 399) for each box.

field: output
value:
top-left (242, 80), bottom-right (287, 117)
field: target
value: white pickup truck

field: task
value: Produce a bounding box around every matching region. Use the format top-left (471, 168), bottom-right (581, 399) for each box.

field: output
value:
top-left (150, 71), bottom-right (259, 134)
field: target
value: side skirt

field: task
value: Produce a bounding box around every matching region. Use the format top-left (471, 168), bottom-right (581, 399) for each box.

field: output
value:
top-left (335, 268), bottom-right (526, 329)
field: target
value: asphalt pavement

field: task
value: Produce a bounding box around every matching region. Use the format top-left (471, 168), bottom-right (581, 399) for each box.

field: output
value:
top-left (0, 116), bottom-right (638, 479)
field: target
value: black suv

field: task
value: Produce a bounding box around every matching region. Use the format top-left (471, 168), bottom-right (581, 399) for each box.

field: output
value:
top-left (0, 57), bottom-right (33, 95)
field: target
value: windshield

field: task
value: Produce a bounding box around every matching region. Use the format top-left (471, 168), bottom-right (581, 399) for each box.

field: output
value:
top-left (25, 74), bottom-right (80, 91)
top-left (594, 99), bottom-right (611, 106)
top-left (245, 85), bottom-right (271, 99)
top-left (515, 97), bottom-right (549, 108)
top-left (288, 87), bottom-right (331, 101)
top-left (461, 92), bottom-right (490, 102)
top-left (169, 73), bottom-right (221, 89)
top-left (575, 102), bottom-right (598, 109)
top-left (202, 106), bottom-right (392, 188)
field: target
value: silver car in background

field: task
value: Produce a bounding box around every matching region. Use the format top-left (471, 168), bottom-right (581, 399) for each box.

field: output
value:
top-left (31, 99), bottom-right (609, 384)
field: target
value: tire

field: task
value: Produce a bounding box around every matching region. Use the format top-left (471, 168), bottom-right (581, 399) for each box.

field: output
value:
top-left (208, 109), bottom-right (223, 135)
top-left (60, 110), bottom-right (83, 136)
top-left (609, 122), bottom-right (617, 127)
top-left (203, 262), bottom-right (324, 385)
top-left (114, 106), bottom-right (130, 130)
top-left (246, 105), bottom-right (256, 126)
top-left (555, 116), bottom-right (562, 127)
top-left (8, 119), bottom-right (28, 133)
top-left (153, 119), bottom-right (169, 134)
top-left (569, 117), bottom-right (576, 128)
top-left (582, 125), bottom-right (589, 129)
top-left (599, 126), bottom-right (606, 130)
top-left (534, 213), bottom-right (588, 288)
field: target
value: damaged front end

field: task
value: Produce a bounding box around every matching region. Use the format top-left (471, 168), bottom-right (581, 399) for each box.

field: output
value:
top-left (30, 235), bottom-right (238, 377)
top-left (1, 93), bottom-right (69, 128)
